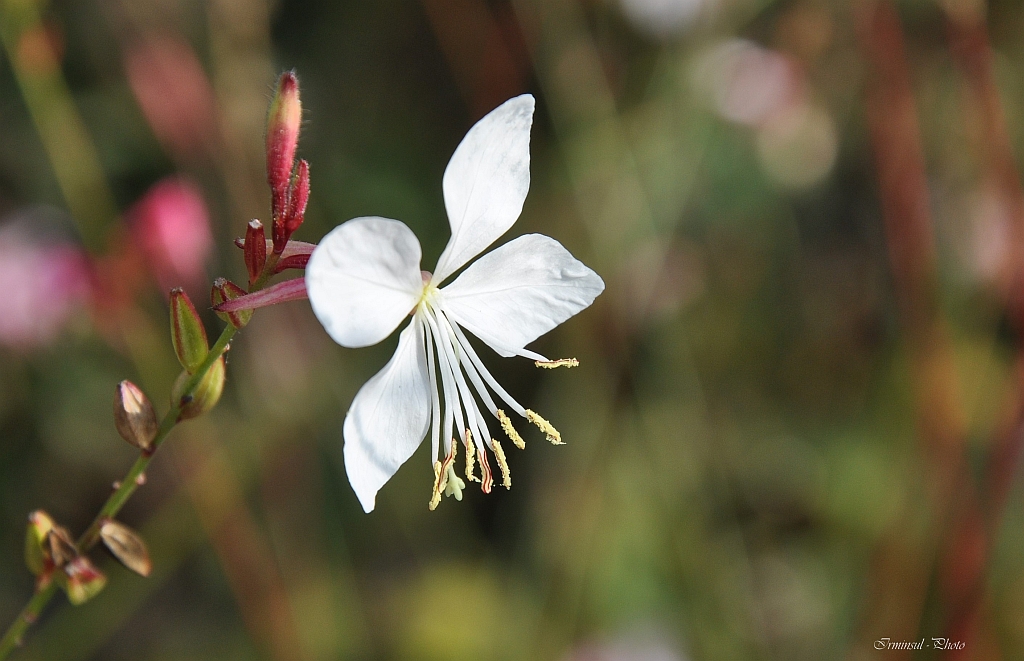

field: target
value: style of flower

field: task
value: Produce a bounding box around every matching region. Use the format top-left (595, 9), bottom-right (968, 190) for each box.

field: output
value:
top-left (305, 95), bottom-right (605, 513)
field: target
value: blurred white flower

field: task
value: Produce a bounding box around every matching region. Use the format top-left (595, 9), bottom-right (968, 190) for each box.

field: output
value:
top-left (306, 95), bottom-right (605, 513)
top-left (619, 0), bottom-right (708, 38)
top-left (691, 39), bottom-right (802, 127)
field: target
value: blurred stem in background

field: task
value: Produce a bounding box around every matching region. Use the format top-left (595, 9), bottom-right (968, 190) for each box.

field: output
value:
top-left (0, 0), bottom-right (118, 254)
top-left (942, 1), bottom-right (1024, 654)
top-left (852, 0), bottom-right (973, 649)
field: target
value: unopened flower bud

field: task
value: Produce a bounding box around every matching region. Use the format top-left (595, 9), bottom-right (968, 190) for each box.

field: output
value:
top-left (267, 71), bottom-right (301, 226)
top-left (284, 159), bottom-right (310, 235)
top-left (113, 380), bottom-right (158, 452)
top-left (100, 519), bottom-right (152, 577)
top-left (24, 510), bottom-right (55, 576)
top-left (244, 219), bottom-right (266, 286)
top-left (171, 355), bottom-right (225, 420)
top-left (169, 288), bottom-right (208, 373)
top-left (59, 557), bottom-right (107, 606)
top-left (211, 278), bottom-right (252, 329)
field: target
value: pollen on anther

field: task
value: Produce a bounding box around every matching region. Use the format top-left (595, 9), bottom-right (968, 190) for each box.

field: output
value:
top-left (490, 438), bottom-right (511, 489)
top-left (525, 409), bottom-right (563, 445)
top-left (464, 429), bottom-right (479, 482)
top-left (429, 460), bottom-right (443, 511)
top-left (497, 409), bottom-right (525, 450)
top-left (534, 358), bottom-right (579, 369)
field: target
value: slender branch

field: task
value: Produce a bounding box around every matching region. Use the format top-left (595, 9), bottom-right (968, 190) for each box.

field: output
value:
top-left (0, 253), bottom-right (281, 660)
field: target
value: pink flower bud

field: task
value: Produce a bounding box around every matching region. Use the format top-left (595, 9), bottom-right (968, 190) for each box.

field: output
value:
top-left (267, 71), bottom-right (301, 227)
top-left (129, 178), bottom-right (213, 292)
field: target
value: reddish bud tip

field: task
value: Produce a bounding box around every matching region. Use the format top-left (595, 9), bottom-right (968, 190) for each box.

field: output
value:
top-left (211, 278), bottom-right (252, 328)
top-left (60, 557), bottom-right (107, 605)
top-left (244, 220), bottom-right (266, 285)
top-left (267, 71), bottom-right (301, 224)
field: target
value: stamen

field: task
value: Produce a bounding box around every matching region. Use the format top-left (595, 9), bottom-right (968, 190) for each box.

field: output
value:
top-left (526, 409), bottom-right (563, 445)
top-left (464, 429), bottom-right (479, 482)
top-left (428, 439), bottom-right (458, 511)
top-left (535, 358), bottom-right (579, 369)
top-left (429, 461), bottom-right (444, 511)
top-left (490, 438), bottom-right (511, 489)
top-left (477, 449), bottom-right (493, 494)
top-left (497, 409), bottom-right (525, 450)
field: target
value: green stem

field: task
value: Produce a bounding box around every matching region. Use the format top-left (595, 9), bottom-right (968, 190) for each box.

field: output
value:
top-left (0, 583), bottom-right (58, 659)
top-left (0, 254), bottom-right (282, 660)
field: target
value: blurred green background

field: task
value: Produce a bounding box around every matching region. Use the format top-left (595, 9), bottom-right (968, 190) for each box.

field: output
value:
top-left (2, 0), bottom-right (1024, 658)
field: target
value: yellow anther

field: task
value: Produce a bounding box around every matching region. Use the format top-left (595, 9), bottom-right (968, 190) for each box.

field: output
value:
top-left (428, 439), bottom-right (458, 511)
top-left (497, 409), bottom-right (525, 449)
top-left (477, 449), bottom-right (493, 494)
top-left (429, 461), bottom-right (444, 511)
top-left (534, 358), bottom-right (579, 369)
top-left (464, 429), bottom-right (479, 482)
top-left (525, 409), bottom-right (563, 445)
top-left (490, 439), bottom-right (511, 489)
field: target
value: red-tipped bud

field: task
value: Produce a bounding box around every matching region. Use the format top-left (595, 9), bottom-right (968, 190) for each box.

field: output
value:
top-left (213, 277), bottom-right (307, 314)
top-left (267, 71), bottom-right (301, 224)
top-left (113, 380), bottom-right (158, 452)
top-left (59, 557), bottom-right (107, 606)
top-left (169, 288), bottom-right (209, 373)
top-left (211, 278), bottom-right (252, 328)
top-left (244, 220), bottom-right (266, 286)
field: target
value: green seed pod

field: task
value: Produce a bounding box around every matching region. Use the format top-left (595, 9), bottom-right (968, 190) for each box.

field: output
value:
top-left (169, 288), bottom-right (209, 373)
top-left (171, 356), bottom-right (226, 420)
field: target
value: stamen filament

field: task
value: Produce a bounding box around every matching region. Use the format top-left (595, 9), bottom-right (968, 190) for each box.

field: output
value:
top-left (420, 317), bottom-right (441, 462)
top-left (441, 309), bottom-right (527, 417)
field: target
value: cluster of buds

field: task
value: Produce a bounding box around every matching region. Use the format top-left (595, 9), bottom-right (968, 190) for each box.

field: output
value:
top-left (23, 509), bottom-right (151, 606)
top-left (213, 72), bottom-right (314, 318)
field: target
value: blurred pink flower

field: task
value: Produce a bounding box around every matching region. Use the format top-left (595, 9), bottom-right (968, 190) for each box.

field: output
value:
top-left (0, 225), bottom-right (90, 349)
top-left (129, 177), bottom-right (213, 293)
top-left (124, 35), bottom-right (218, 162)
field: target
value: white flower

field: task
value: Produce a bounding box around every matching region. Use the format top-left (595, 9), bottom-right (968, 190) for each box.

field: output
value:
top-left (305, 95), bottom-right (605, 513)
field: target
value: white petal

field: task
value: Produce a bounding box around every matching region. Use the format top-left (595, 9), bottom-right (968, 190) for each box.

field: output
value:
top-left (433, 95), bottom-right (535, 284)
top-left (440, 234), bottom-right (605, 357)
top-left (306, 217), bottom-right (424, 348)
top-left (343, 322), bottom-right (431, 512)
